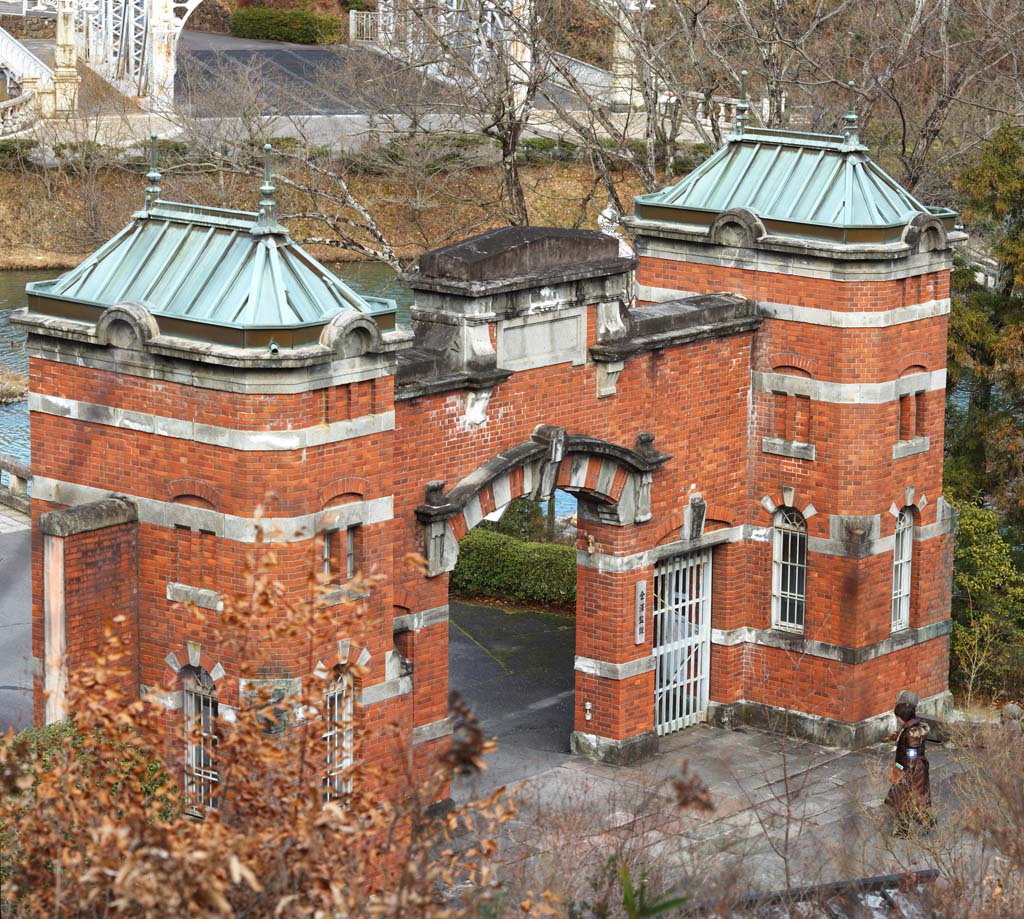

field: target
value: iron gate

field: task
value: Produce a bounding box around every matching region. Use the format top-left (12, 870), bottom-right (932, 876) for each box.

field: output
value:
top-left (653, 548), bottom-right (712, 735)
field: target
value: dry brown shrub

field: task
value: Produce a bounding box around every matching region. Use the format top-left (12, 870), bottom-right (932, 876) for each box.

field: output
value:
top-left (0, 539), bottom-right (525, 919)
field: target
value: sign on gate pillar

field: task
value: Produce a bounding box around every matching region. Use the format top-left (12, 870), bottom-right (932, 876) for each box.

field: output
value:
top-left (634, 579), bottom-right (647, 644)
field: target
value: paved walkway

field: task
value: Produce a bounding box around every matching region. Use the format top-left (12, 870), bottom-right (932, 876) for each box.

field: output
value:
top-left (448, 600), bottom-right (965, 901)
top-left (0, 504), bottom-right (31, 734)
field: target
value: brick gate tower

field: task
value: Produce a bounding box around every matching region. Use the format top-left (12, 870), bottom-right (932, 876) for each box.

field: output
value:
top-left (626, 99), bottom-right (959, 741)
top-left (18, 104), bottom-right (960, 812)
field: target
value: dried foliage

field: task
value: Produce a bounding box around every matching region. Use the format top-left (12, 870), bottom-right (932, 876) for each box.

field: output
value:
top-left (0, 367), bottom-right (28, 404)
top-left (0, 540), bottom-right (516, 919)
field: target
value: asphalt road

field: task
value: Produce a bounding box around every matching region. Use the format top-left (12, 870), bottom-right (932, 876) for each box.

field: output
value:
top-left (448, 599), bottom-right (576, 797)
top-left (176, 30), bottom-right (455, 116)
top-left (0, 517), bottom-right (32, 734)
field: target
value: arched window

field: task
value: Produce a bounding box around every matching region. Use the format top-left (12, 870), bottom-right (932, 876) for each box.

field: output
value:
top-left (181, 665), bottom-right (218, 815)
top-left (891, 507), bottom-right (914, 632)
top-left (323, 667), bottom-right (353, 801)
top-left (772, 508), bottom-right (807, 632)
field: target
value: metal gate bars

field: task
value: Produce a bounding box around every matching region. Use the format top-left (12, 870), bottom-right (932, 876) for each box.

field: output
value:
top-left (653, 548), bottom-right (711, 735)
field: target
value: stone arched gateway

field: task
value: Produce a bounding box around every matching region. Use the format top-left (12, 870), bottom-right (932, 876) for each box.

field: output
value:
top-left (415, 426), bottom-right (669, 575)
top-left (408, 425), bottom-right (671, 763)
top-left (20, 114), bottom-right (958, 811)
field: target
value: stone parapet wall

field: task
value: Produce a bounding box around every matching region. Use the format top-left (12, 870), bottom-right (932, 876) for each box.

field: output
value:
top-left (0, 15), bottom-right (55, 39)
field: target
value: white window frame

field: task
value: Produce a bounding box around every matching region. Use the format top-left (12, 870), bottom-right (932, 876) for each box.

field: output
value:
top-left (323, 669), bottom-right (354, 801)
top-left (772, 507), bottom-right (807, 632)
top-left (891, 507), bottom-right (913, 632)
top-left (183, 669), bottom-right (218, 816)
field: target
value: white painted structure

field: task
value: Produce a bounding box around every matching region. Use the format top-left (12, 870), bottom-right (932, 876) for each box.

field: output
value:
top-left (0, 0), bottom-right (199, 109)
top-left (653, 547), bottom-right (712, 734)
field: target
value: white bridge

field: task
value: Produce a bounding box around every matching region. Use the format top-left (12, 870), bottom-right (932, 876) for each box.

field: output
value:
top-left (0, 0), bottom-right (204, 122)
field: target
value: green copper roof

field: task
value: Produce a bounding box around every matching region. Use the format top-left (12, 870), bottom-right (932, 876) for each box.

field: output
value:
top-left (26, 199), bottom-right (395, 332)
top-left (635, 126), bottom-right (956, 242)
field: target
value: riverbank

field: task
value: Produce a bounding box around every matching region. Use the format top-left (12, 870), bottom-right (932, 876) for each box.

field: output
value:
top-left (0, 252), bottom-right (86, 271)
top-left (0, 162), bottom-right (639, 272)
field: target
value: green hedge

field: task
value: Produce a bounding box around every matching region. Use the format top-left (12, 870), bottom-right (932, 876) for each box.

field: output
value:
top-left (229, 7), bottom-right (343, 44)
top-left (451, 528), bottom-right (576, 606)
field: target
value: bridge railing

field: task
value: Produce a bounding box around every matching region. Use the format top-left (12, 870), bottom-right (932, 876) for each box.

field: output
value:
top-left (349, 9), bottom-right (379, 43)
top-left (0, 23), bottom-right (53, 89)
top-left (0, 453), bottom-right (31, 515)
top-left (0, 86), bottom-right (36, 134)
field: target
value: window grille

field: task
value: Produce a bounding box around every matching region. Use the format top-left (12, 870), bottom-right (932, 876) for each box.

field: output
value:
top-left (772, 507), bottom-right (807, 631)
top-left (182, 667), bottom-right (218, 815)
top-left (891, 507), bottom-right (913, 631)
top-left (323, 669), bottom-right (353, 801)
top-left (323, 527), bottom-right (358, 581)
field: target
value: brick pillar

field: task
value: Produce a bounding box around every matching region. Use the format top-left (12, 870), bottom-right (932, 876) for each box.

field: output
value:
top-left (571, 516), bottom-right (657, 764)
top-left (38, 497), bottom-right (139, 723)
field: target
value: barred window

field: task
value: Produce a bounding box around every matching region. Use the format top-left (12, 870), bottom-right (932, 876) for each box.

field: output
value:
top-left (323, 526), bottom-right (358, 581)
top-left (323, 668), bottom-right (353, 801)
top-left (892, 507), bottom-right (913, 631)
top-left (182, 666), bottom-right (218, 816)
top-left (772, 508), bottom-right (807, 632)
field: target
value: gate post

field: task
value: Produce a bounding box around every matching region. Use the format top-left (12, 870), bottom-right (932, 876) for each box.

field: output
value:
top-left (571, 516), bottom-right (658, 764)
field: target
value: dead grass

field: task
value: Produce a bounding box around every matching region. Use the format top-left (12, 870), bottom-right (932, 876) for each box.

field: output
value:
top-left (0, 161), bottom-right (643, 270)
top-left (0, 368), bottom-right (28, 403)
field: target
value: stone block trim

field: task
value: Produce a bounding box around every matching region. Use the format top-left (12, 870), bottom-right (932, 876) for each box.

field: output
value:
top-left (33, 477), bottom-right (394, 544)
top-left (28, 392), bottom-right (396, 450)
top-left (711, 619), bottom-right (951, 664)
top-left (574, 654), bottom-right (655, 680)
top-left (39, 496), bottom-right (137, 536)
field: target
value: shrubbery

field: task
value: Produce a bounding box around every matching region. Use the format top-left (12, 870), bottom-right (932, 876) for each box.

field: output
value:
top-left (229, 7), bottom-right (343, 44)
top-left (451, 528), bottom-right (576, 606)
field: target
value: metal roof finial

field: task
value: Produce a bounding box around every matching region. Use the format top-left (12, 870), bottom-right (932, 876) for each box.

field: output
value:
top-left (843, 80), bottom-right (860, 146)
top-left (733, 70), bottom-right (750, 138)
top-left (145, 133), bottom-right (162, 210)
top-left (258, 142), bottom-right (278, 227)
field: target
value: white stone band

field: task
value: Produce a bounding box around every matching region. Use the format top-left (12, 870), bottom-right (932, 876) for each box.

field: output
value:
top-left (637, 285), bottom-right (950, 329)
top-left (29, 392), bottom-right (395, 451)
top-left (32, 476), bottom-right (393, 544)
top-left (752, 369), bottom-right (946, 404)
top-left (575, 654), bottom-right (655, 680)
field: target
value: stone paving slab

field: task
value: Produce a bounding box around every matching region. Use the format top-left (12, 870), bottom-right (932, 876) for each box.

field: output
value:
top-left (0, 513), bottom-right (32, 733)
top-left (446, 602), bottom-right (971, 900)
top-left (0, 505), bottom-right (29, 533)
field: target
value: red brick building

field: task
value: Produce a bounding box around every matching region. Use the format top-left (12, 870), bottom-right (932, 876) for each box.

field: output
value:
top-left (17, 117), bottom-right (960, 807)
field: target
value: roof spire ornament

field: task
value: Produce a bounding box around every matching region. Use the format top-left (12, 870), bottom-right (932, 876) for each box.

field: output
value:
top-left (843, 80), bottom-right (860, 146)
top-left (259, 143), bottom-right (278, 224)
top-left (253, 143), bottom-right (287, 235)
top-left (144, 133), bottom-right (162, 210)
top-left (733, 70), bottom-right (750, 138)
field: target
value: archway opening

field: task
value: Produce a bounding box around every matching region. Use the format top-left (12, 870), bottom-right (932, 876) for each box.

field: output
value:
top-left (447, 490), bottom-right (578, 798)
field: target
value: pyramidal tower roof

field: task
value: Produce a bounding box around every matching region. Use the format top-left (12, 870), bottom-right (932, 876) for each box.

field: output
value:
top-left (634, 87), bottom-right (957, 246)
top-left (26, 141), bottom-right (396, 348)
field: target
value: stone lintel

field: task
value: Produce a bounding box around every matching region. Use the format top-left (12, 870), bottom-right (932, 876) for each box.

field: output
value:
top-left (570, 729), bottom-right (659, 765)
top-left (359, 674), bottom-right (413, 707)
top-left (39, 496), bottom-right (137, 536)
top-left (762, 437), bottom-right (816, 461)
top-left (412, 717), bottom-right (453, 745)
top-left (166, 582), bottom-right (224, 612)
top-left (893, 436), bottom-right (930, 459)
top-left (393, 605), bottom-right (450, 633)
